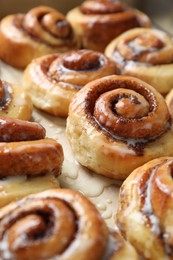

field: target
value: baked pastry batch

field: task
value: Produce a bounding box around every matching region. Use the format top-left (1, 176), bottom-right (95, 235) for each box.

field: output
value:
top-left (0, 0), bottom-right (173, 259)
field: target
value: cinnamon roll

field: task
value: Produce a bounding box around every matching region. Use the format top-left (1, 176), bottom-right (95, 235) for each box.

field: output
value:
top-left (0, 79), bottom-right (32, 120)
top-left (0, 117), bottom-right (63, 207)
top-left (116, 157), bottom-right (173, 260)
top-left (0, 6), bottom-right (79, 69)
top-left (66, 0), bottom-right (151, 52)
top-left (66, 75), bottom-right (173, 180)
top-left (0, 188), bottom-right (138, 260)
top-left (105, 28), bottom-right (173, 95)
top-left (23, 49), bottom-right (117, 117)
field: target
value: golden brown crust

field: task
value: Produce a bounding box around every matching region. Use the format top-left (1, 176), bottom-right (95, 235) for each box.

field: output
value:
top-left (0, 188), bottom-right (138, 260)
top-left (0, 117), bottom-right (45, 142)
top-left (23, 50), bottom-right (117, 117)
top-left (0, 6), bottom-right (79, 69)
top-left (0, 118), bottom-right (63, 177)
top-left (116, 157), bottom-right (173, 260)
top-left (67, 0), bottom-right (151, 52)
top-left (66, 75), bottom-right (173, 180)
top-left (0, 79), bottom-right (33, 120)
top-left (105, 28), bottom-right (173, 95)
top-left (0, 138), bottom-right (63, 177)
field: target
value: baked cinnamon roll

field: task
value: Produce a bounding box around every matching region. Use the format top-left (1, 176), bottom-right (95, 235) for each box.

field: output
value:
top-left (0, 79), bottom-right (32, 120)
top-left (66, 75), bottom-right (173, 180)
top-left (0, 6), bottom-right (79, 69)
top-left (67, 0), bottom-right (151, 52)
top-left (116, 157), bottom-right (173, 260)
top-left (0, 188), bottom-right (138, 260)
top-left (105, 28), bottom-right (173, 95)
top-left (0, 117), bottom-right (63, 207)
top-left (23, 49), bottom-right (117, 117)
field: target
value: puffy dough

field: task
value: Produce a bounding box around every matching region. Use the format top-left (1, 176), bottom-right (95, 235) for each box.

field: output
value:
top-left (66, 75), bottom-right (173, 180)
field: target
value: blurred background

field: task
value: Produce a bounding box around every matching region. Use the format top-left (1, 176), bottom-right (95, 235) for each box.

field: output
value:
top-left (0, 0), bottom-right (173, 34)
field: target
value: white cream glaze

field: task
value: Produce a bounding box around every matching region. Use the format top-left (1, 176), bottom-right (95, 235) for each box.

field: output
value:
top-left (0, 233), bottom-right (12, 260)
top-left (97, 136), bottom-right (136, 156)
top-left (101, 230), bottom-right (120, 260)
top-left (142, 166), bottom-right (161, 236)
top-left (13, 92), bottom-right (27, 106)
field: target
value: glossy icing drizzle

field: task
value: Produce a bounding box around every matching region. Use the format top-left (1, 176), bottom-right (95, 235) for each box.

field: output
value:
top-left (114, 30), bottom-right (173, 66)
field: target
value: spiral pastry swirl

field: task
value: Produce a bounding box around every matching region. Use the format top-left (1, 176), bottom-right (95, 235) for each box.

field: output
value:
top-left (0, 6), bottom-right (79, 68)
top-left (0, 189), bottom-right (138, 260)
top-left (67, 0), bottom-right (151, 52)
top-left (116, 157), bottom-right (173, 259)
top-left (66, 75), bottom-right (173, 180)
top-left (23, 49), bottom-right (117, 117)
top-left (0, 79), bottom-right (32, 120)
top-left (105, 28), bottom-right (173, 94)
top-left (0, 118), bottom-right (63, 207)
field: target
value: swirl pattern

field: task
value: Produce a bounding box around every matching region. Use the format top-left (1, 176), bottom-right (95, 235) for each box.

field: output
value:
top-left (0, 118), bottom-right (63, 207)
top-left (66, 75), bottom-right (173, 180)
top-left (0, 79), bottom-right (32, 120)
top-left (67, 0), bottom-right (151, 52)
top-left (23, 49), bottom-right (117, 117)
top-left (0, 189), bottom-right (138, 260)
top-left (105, 28), bottom-right (173, 94)
top-left (116, 157), bottom-right (173, 259)
top-left (0, 6), bottom-right (79, 68)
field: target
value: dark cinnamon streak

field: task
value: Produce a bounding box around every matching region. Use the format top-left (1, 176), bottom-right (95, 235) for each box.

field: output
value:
top-left (0, 197), bottom-right (78, 257)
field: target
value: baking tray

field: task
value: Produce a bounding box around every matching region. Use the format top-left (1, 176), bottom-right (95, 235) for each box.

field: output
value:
top-left (0, 60), bottom-right (120, 228)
